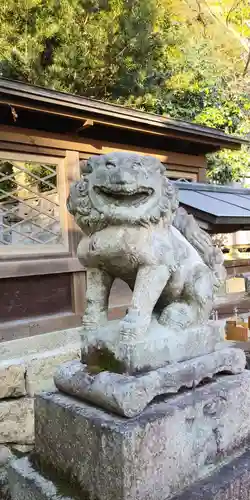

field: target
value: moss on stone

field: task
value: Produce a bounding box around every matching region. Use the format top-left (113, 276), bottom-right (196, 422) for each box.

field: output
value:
top-left (83, 344), bottom-right (127, 374)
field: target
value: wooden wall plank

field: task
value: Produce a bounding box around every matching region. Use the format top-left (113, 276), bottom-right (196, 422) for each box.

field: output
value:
top-left (0, 257), bottom-right (84, 279)
top-left (0, 141), bottom-right (66, 157)
top-left (71, 271), bottom-right (86, 315)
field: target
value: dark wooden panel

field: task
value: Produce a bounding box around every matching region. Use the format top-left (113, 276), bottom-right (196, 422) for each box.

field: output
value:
top-left (0, 312), bottom-right (82, 343)
top-left (0, 273), bottom-right (72, 323)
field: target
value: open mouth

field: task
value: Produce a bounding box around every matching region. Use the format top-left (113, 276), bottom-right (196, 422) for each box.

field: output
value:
top-left (94, 185), bottom-right (153, 205)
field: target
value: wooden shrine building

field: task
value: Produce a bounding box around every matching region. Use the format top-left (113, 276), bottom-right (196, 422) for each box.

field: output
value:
top-left (0, 78), bottom-right (249, 341)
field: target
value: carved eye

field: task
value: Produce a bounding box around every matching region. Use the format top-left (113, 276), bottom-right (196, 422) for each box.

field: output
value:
top-left (106, 162), bottom-right (116, 169)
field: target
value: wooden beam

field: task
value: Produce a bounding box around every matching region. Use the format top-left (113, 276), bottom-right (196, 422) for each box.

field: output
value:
top-left (77, 119), bottom-right (94, 132)
top-left (0, 313), bottom-right (82, 343)
top-left (0, 124), bottom-right (207, 168)
top-left (0, 257), bottom-right (84, 279)
top-left (0, 99), bottom-right (218, 145)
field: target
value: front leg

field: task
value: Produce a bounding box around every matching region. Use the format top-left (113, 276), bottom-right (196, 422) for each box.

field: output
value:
top-left (120, 265), bottom-right (170, 341)
top-left (83, 268), bottom-right (113, 330)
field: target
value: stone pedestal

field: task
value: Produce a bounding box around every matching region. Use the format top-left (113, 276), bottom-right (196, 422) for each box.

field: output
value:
top-left (54, 347), bottom-right (245, 417)
top-left (80, 319), bottom-right (223, 372)
top-left (7, 319), bottom-right (250, 500)
top-left (8, 369), bottom-right (250, 500)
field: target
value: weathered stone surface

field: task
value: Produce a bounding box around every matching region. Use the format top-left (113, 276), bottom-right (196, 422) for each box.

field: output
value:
top-left (9, 457), bottom-right (75, 500)
top-left (0, 447), bottom-right (14, 500)
top-left (0, 361), bottom-right (26, 399)
top-left (173, 447), bottom-right (250, 500)
top-left (9, 447), bottom-right (250, 500)
top-left (81, 319), bottom-right (222, 372)
top-left (55, 347), bottom-right (245, 417)
top-left (0, 446), bottom-right (13, 467)
top-left (0, 399), bottom-right (34, 444)
top-left (25, 345), bottom-right (80, 397)
top-left (11, 444), bottom-right (34, 455)
top-left (68, 152), bottom-right (225, 343)
top-left (35, 371), bottom-right (250, 500)
top-left (0, 469), bottom-right (11, 500)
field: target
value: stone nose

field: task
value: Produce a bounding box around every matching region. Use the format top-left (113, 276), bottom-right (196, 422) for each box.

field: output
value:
top-left (110, 171), bottom-right (135, 185)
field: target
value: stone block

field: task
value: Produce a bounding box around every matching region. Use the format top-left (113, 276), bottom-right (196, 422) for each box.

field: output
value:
top-left (0, 446), bottom-right (13, 467)
top-left (173, 447), bottom-right (250, 500)
top-left (0, 361), bottom-right (26, 399)
top-left (35, 371), bottom-right (250, 500)
top-left (81, 318), bottom-right (222, 372)
top-left (25, 345), bottom-right (80, 397)
top-left (0, 468), bottom-right (11, 500)
top-left (8, 448), bottom-right (250, 500)
top-left (0, 398), bottom-right (34, 444)
top-left (8, 457), bottom-right (75, 500)
top-left (0, 328), bottom-right (81, 362)
top-left (54, 347), bottom-right (246, 417)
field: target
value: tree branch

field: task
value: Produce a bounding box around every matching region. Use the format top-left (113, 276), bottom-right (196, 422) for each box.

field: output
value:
top-left (226, 0), bottom-right (243, 26)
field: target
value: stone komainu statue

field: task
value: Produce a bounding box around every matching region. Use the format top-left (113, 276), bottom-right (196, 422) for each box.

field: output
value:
top-left (67, 152), bottom-right (226, 340)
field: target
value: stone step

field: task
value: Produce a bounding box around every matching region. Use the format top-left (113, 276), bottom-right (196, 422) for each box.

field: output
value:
top-left (8, 457), bottom-right (76, 500)
top-left (8, 442), bottom-right (250, 500)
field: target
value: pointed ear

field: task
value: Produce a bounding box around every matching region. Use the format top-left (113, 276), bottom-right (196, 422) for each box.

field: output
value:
top-left (143, 155), bottom-right (165, 173)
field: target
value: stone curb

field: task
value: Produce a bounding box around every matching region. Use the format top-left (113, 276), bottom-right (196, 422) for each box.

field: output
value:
top-left (0, 343), bottom-right (81, 400)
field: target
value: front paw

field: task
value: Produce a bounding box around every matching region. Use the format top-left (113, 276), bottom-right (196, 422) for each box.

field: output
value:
top-left (82, 310), bottom-right (108, 330)
top-left (119, 309), bottom-right (150, 341)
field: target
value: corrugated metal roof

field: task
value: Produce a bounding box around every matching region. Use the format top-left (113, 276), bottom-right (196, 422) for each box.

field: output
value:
top-left (174, 182), bottom-right (250, 229)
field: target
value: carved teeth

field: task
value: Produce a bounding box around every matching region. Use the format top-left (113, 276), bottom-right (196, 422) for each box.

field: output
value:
top-left (95, 186), bottom-right (153, 196)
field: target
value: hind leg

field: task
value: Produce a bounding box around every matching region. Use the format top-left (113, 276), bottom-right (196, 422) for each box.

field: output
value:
top-left (159, 264), bottom-right (213, 329)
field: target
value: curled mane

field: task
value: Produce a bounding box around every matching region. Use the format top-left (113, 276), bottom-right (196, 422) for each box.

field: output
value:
top-left (173, 207), bottom-right (226, 287)
top-left (67, 174), bottom-right (179, 234)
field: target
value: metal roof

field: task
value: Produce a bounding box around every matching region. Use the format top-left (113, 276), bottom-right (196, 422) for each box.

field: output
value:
top-left (0, 78), bottom-right (248, 153)
top-left (174, 182), bottom-right (250, 231)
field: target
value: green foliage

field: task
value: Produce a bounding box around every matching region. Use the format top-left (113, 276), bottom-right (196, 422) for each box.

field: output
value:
top-left (24, 163), bottom-right (57, 192)
top-left (0, 161), bottom-right (16, 195)
top-left (207, 148), bottom-right (250, 184)
top-left (0, 0), bottom-right (250, 183)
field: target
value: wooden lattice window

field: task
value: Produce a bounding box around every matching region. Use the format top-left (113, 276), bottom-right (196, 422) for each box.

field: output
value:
top-left (0, 152), bottom-right (68, 257)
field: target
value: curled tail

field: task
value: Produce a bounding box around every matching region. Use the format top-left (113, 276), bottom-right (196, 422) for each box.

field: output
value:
top-left (173, 207), bottom-right (226, 289)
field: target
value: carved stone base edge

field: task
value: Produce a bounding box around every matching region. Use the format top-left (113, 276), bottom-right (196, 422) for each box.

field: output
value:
top-left (54, 347), bottom-right (246, 418)
top-left (80, 320), bottom-right (222, 373)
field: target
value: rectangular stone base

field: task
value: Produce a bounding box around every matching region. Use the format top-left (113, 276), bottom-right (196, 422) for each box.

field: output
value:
top-left (81, 319), bottom-right (222, 372)
top-left (9, 447), bottom-right (250, 500)
top-left (32, 371), bottom-right (250, 500)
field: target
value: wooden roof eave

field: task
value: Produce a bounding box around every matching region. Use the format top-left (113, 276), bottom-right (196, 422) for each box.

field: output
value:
top-left (0, 78), bottom-right (248, 151)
